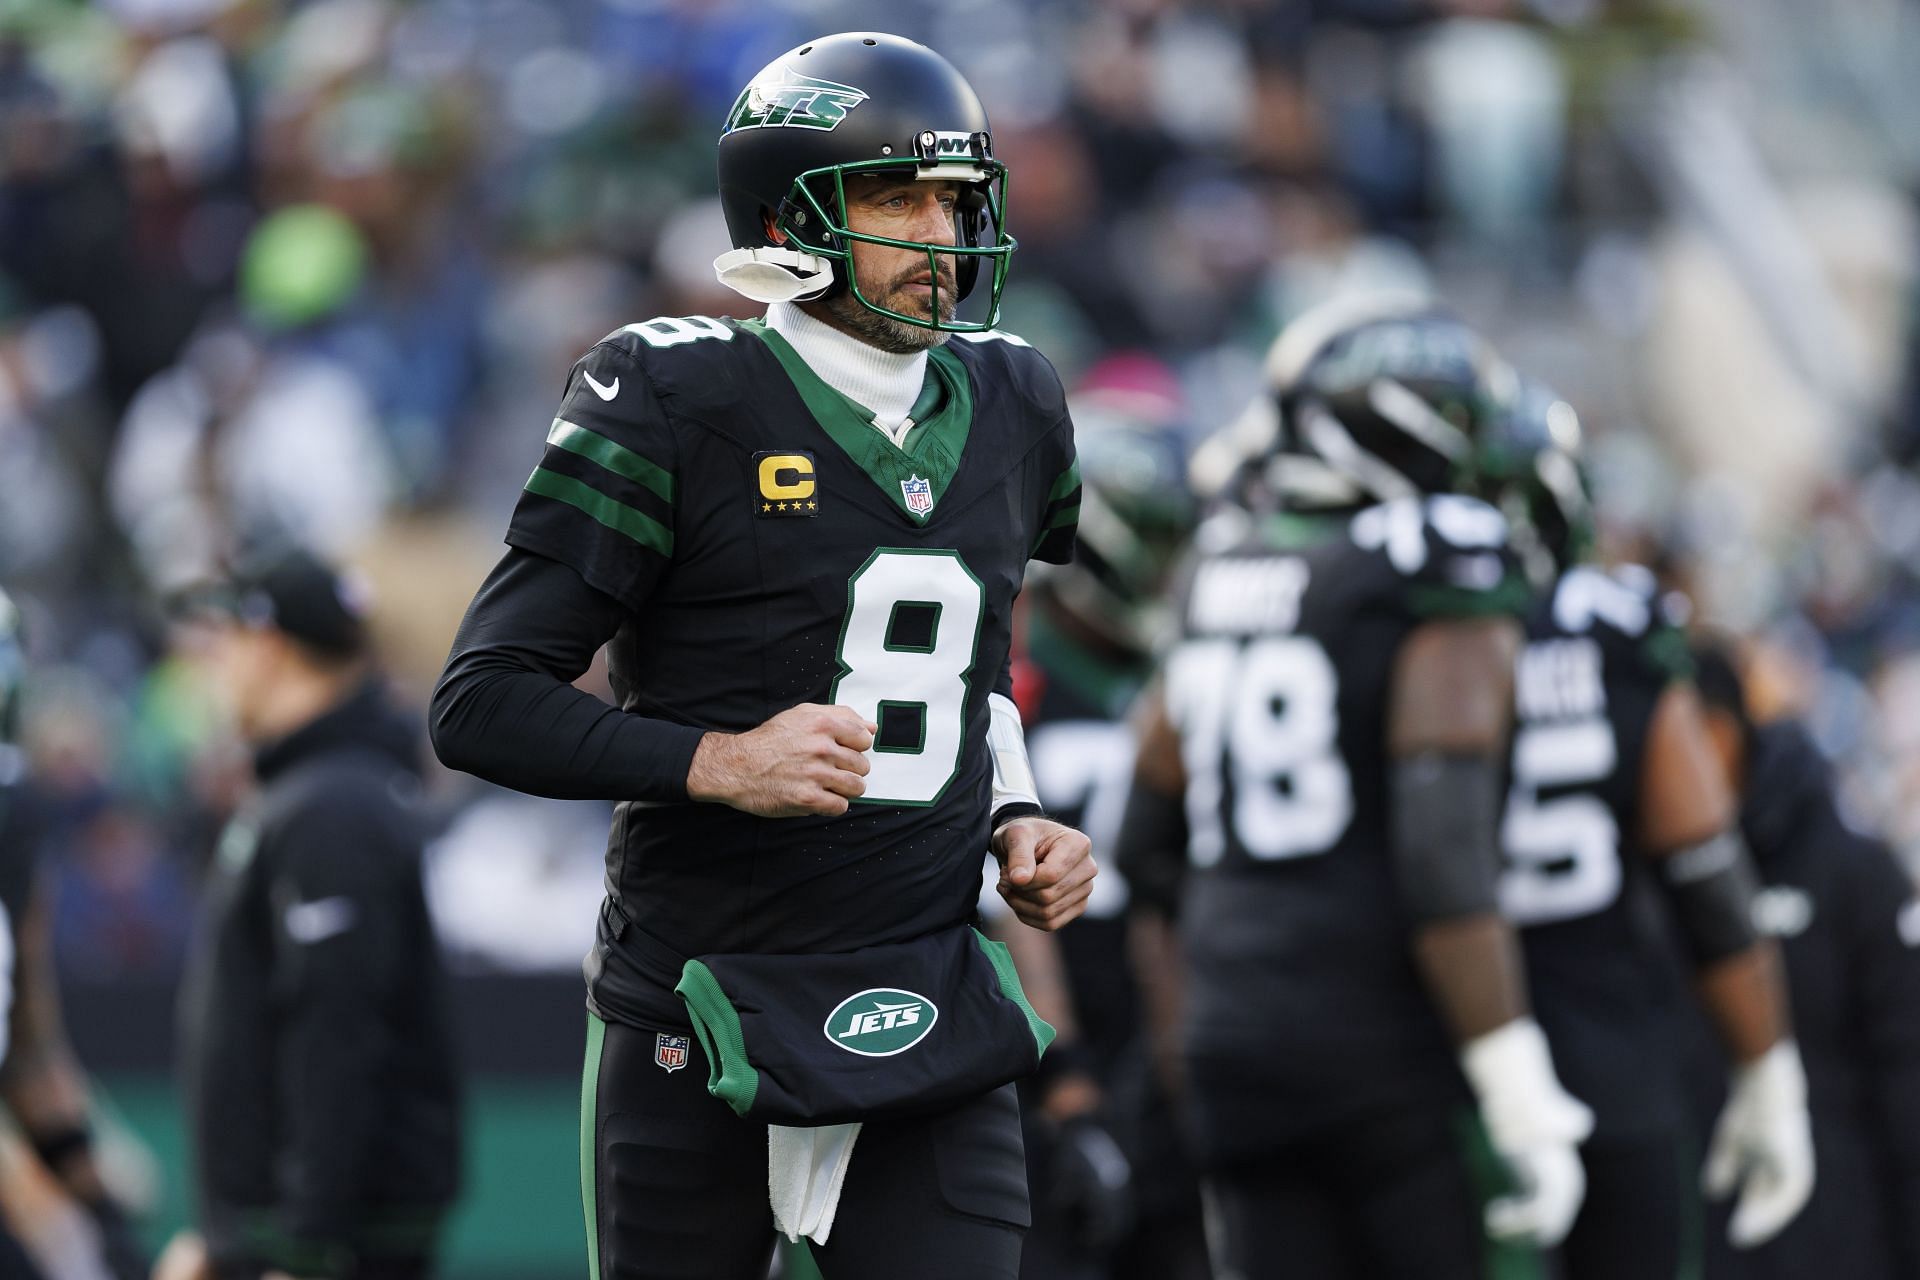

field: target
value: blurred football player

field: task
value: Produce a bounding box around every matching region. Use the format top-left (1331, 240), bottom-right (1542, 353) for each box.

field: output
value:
top-left (1118, 297), bottom-right (1591, 1279)
top-left (0, 587), bottom-right (147, 1280)
top-left (1691, 645), bottom-right (1915, 1279)
top-left (432, 32), bottom-right (1092, 1280)
top-left (990, 357), bottom-right (1208, 1280)
top-left (1488, 386), bottom-right (1813, 1278)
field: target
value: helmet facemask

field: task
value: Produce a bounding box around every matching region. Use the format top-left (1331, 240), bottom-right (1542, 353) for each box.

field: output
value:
top-left (773, 132), bottom-right (1014, 333)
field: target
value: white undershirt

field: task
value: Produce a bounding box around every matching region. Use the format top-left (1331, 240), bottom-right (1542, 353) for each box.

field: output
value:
top-left (766, 301), bottom-right (927, 445)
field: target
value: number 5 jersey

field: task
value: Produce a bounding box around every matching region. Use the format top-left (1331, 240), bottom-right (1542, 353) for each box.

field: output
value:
top-left (504, 317), bottom-right (1078, 1030)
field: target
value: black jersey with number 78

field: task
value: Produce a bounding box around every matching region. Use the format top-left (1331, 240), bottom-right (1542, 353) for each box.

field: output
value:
top-left (504, 316), bottom-right (1079, 1030)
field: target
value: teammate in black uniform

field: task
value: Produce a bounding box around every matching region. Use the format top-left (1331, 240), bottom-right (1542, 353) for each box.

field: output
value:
top-left (1488, 387), bottom-right (1813, 1279)
top-left (1692, 648), bottom-right (1919, 1279)
top-left (0, 588), bottom-right (146, 1280)
top-left (1117, 299), bottom-right (1593, 1280)
top-left (992, 378), bottom-right (1206, 1280)
top-left (432, 33), bottom-right (1093, 1280)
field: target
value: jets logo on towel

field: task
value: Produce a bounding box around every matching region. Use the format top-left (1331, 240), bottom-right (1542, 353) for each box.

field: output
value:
top-left (654, 1032), bottom-right (690, 1073)
top-left (823, 988), bottom-right (938, 1058)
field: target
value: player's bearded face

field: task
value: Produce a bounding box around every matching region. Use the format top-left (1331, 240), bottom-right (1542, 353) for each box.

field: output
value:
top-left (829, 177), bottom-right (964, 353)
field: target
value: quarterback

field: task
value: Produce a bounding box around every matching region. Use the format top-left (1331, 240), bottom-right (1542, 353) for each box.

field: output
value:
top-left (432, 32), bottom-right (1093, 1280)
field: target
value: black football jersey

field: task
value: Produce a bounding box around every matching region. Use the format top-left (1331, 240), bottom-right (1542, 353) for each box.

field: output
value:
top-left (1507, 563), bottom-right (1693, 1138)
top-left (1012, 608), bottom-right (1153, 1070)
top-left (505, 316), bottom-right (1079, 1029)
top-left (1166, 494), bottom-right (1528, 1132)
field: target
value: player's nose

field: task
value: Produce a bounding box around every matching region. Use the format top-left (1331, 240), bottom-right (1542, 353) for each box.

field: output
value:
top-left (907, 192), bottom-right (958, 246)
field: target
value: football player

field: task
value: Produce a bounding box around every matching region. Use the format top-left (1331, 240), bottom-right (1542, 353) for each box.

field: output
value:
top-left (1488, 387), bottom-right (1813, 1278)
top-left (1117, 298), bottom-right (1591, 1279)
top-left (992, 364), bottom-right (1206, 1280)
top-left (0, 588), bottom-right (146, 1280)
top-left (431, 32), bottom-right (1093, 1280)
top-left (1691, 646), bottom-right (1909, 1278)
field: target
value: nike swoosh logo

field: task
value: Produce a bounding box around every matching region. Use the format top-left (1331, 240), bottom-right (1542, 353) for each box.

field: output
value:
top-left (583, 370), bottom-right (620, 401)
top-left (284, 896), bottom-right (358, 944)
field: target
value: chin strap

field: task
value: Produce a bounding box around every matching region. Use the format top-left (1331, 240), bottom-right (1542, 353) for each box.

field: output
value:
top-left (713, 246), bottom-right (834, 304)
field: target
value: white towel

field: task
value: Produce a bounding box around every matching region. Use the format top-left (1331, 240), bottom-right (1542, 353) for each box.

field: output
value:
top-left (768, 1122), bottom-right (863, 1245)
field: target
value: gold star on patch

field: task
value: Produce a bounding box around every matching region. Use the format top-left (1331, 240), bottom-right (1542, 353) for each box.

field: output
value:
top-left (777, 501), bottom-right (788, 511)
top-left (807, 500), bottom-right (817, 510)
top-left (762, 503), bottom-right (772, 512)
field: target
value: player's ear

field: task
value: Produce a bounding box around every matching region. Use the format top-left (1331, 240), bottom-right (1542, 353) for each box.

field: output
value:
top-left (763, 210), bottom-right (787, 245)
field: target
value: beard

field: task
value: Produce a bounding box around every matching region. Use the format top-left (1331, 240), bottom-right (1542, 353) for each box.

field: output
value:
top-left (823, 262), bottom-right (960, 353)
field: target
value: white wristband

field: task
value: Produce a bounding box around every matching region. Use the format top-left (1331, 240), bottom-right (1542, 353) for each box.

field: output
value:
top-left (987, 692), bottom-right (1040, 820)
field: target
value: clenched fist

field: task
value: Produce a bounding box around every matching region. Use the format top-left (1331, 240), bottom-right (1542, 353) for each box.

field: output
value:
top-left (687, 704), bottom-right (876, 817)
top-left (994, 817), bottom-right (1096, 931)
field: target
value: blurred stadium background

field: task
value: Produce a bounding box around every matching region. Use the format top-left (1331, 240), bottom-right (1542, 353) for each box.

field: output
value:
top-left (1, 0), bottom-right (1918, 1273)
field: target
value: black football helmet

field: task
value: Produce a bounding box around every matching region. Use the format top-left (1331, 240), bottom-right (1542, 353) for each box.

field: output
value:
top-left (714, 32), bottom-right (1014, 331)
top-left (1202, 295), bottom-right (1519, 512)
top-left (1484, 377), bottom-right (1594, 586)
top-left (1035, 367), bottom-right (1197, 656)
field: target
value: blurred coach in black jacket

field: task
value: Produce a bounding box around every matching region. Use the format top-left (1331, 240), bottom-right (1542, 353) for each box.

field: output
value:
top-left (161, 550), bottom-right (461, 1280)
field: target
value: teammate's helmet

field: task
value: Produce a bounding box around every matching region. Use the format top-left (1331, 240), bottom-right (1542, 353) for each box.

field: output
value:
top-left (1485, 378), bottom-right (1594, 586)
top-left (714, 32), bottom-right (1014, 331)
top-left (1208, 295), bottom-right (1517, 512)
top-left (1035, 361), bottom-right (1196, 655)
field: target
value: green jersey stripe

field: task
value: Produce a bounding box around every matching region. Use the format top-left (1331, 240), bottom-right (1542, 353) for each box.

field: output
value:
top-left (1043, 502), bottom-right (1081, 532)
top-left (1046, 460), bottom-right (1081, 505)
top-left (548, 419), bottom-right (676, 504)
top-left (525, 467), bottom-right (673, 557)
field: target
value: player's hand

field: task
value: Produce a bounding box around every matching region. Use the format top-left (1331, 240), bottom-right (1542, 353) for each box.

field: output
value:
top-left (993, 818), bottom-right (1096, 931)
top-left (1459, 1018), bottom-right (1594, 1248)
top-left (686, 704), bottom-right (875, 817)
top-left (1048, 1112), bottom-right (1135, 1254)
top-left (1704, 1039), bottom-right (1815, 1247)
top-left (152, 1231), bottom-right (210, 1280)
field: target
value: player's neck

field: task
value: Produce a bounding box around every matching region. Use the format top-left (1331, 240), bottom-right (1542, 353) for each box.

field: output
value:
top-left (768, 301), bottom-right (927, 438)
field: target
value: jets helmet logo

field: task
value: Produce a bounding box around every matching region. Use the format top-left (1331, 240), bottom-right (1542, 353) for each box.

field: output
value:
top-left (725, 67), bottom-right (869, 133)
top-left (823, 988), bottom-right (938, 1057)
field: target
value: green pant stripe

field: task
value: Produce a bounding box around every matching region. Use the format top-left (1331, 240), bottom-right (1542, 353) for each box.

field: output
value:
top-left (1454, 1111), bottom-right (1550, 1280)
top-left (1676, 1139), bottom-right (1704, 1280)
top-left (581, 1012), bottom-right (608, 1280)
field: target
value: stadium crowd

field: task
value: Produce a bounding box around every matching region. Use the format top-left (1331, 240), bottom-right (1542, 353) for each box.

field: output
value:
top-left (0, 0), bottom-right (1917, 1276)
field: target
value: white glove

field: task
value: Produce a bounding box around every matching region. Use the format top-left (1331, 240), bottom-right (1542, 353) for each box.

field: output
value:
top-left (1704, 1039), bottom-right (1815, 1247)
top-left (1460, 1018), bottom-right (1595, 1248)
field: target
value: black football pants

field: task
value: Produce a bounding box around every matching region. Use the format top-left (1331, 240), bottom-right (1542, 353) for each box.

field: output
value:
top-left (1200, 1103), bottom-right (1548, 1280)
top-left (1558, 1137), bottom-right (1692, 1280)
top-left (580, 1013), bottom-right (1028, 1280)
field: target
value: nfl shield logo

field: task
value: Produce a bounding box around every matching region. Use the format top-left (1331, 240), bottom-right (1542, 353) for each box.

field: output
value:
top-left (654, 1032), bottom-right (690, 1073)
top-left (900, 474), bottom-right (934, 517)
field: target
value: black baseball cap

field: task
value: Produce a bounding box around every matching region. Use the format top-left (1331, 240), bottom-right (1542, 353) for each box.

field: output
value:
top-left (170, 547), bottom-right (371, 659)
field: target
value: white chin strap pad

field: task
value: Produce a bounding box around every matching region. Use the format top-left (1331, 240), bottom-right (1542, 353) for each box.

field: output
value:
top-left (713, 247), bottom-right (834, 304)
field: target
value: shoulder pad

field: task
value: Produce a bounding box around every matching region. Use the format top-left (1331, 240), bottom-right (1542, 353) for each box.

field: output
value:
top-left (1351, 496), bottom-right (1529, 618)
top-left (947, 328), bottom-right (1066, 421)
top-left (601, 316), bottom-right (741, 357)
top-left (1551, 565), bottom-right (1653, 637)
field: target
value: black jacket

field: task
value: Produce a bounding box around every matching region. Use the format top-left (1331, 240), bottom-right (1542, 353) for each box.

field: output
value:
top-left (1713, 721), bottom-right (1920, 1279)
top-left (178, 682), bottom-right (461, 1279)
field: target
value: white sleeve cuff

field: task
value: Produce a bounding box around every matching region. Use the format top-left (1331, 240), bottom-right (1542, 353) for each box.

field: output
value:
top-left (987, 692), bottom-right (1040, 819)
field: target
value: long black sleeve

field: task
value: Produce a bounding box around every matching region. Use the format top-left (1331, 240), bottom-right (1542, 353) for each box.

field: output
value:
top-left (268, 794), bottom-right (411, 1256)
top-left (430, 547), bottom-right (704, 800)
